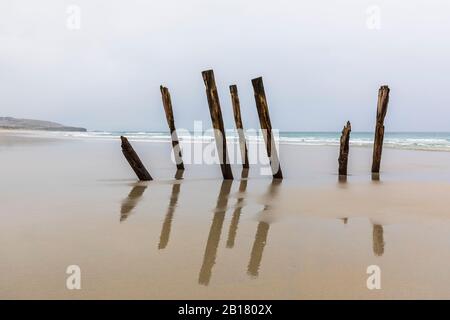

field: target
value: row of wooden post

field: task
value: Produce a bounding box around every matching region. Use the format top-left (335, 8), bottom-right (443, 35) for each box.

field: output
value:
top-left (121, 69), bottom-right (283, 181)
top-left (121, 69), bottom-right (390, 181)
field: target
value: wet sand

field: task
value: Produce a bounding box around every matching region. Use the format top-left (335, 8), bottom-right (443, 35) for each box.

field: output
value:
top-left (2, 131), bottom-right (450, 299)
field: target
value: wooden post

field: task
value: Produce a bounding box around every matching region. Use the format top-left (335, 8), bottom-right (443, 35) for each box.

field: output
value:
top-left (251, 77), bottom-right (283, 179)
top-left (229, 85), bottom-right (249, 169)
top-left (371, 86), bottom-right (390, 174)
top-left (160, 86), bottom-right (184, 170)
top-left (121, 136), bottom-right (153, 181)
top-left (202, 70), bottom-right (234, 180)
top-left (338, 121), bottom-right (351, 176)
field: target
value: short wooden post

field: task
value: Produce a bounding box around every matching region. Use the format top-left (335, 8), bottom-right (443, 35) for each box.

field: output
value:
top-left (160, 86), bottom-right (184, 170)
top-left (202, 70), bottom-right (233, 180)
top-left (371, 86), bottom-right (390, 174)
top-left (121, 136), bottom-right (153, 181)
top-left (229, 85), bottom-right (249, 169)
top-left (251, 77), bottom-right (283, 179)
top-left (338, 121), bottom-right (351, 176)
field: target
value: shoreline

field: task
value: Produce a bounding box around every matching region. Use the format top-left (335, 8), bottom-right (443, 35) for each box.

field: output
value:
top-left (3, 129), bottom-right (450, 153)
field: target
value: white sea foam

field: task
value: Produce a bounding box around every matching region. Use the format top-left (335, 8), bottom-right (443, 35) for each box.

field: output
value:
top-left (18, 130), bottom-right (450, 152)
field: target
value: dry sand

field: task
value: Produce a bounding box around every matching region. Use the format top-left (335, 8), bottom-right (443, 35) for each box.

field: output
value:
top-left (2, 131), bottom-right (450, 299)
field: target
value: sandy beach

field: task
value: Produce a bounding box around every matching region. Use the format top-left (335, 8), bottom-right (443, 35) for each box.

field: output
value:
top-left (2, 130), bottom-right (450, 299)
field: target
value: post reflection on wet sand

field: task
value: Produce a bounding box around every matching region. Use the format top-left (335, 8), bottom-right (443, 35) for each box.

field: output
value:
top-left (226, 169), bottom-right (249, 248)
top-left (247, 179), bottom-right (282, 277)
top-left (158, 170), bottom-right (184, 250)
top-left (198, 180), bottom-right (233, 286)
top-left (373, 224), bottom-right (385, 256)
top-left (120, 183), bottom-right (148, 222)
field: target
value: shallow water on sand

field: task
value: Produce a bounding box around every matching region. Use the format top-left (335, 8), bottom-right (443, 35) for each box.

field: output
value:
top-left (3, 132), bottom-right (450, 299)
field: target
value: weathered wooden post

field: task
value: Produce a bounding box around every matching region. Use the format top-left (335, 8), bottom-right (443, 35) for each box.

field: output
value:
top-left (371, 86), bottom-right (390, 174)
top-left (202, 70), bottom-right (233, 180)
top-left (338, 121), bottom-right (351, 176)
top-left (121, 136), bottom-right (153, 181)
top-left (229, 85), bottom-right (249, 169)
top-left (251, 77), bottom-right (283, 179)
top-left (160, 86), bottom-right (184, 170)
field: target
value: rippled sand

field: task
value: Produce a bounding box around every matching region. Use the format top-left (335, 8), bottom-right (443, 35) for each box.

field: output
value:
top-left (2, 131), bottom-right (450, 299)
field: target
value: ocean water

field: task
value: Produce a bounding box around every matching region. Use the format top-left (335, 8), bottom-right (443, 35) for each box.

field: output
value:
top-left (53, 131), bottom-right (450, 152)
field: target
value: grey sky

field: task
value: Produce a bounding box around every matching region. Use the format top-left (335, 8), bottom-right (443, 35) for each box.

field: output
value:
top-left (1, 0), bottom-right (450, 131)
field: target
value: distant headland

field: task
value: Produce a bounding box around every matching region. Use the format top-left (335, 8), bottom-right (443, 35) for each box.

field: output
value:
top-left (0, 117), bottom-right (87, 132)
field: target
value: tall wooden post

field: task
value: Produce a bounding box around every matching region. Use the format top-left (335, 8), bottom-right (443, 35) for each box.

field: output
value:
top-left (371, 86), bottom-right (390, 174)
top-left (160, 86), bottom-right (184, 170)
top-left (338, 121), bottom-right (351, 176)
top-left (121, 136), bottom-right (153, 181)
top-left (251, 77), bottom-right (283, 179)
top-left (229, 85), bottom-right (249, 169)
top-left (202, 70), bottom-right (233, 180)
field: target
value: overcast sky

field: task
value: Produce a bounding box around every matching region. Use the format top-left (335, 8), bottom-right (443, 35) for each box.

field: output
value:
top-left (1, 0), bottom-right (450, 131)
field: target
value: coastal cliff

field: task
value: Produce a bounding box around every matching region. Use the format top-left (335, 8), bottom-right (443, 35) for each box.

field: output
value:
top-left (0, 117), bottom-right (86, 132)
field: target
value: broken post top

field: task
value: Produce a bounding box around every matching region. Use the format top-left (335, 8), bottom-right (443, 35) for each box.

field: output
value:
top-left (343, 121), bottom-right (351, 131)
top-left (251, 77), bottom-right (265, 93)
top-left (121, 136), bottom-right (131, 149)
top-left (251, 77), bottom-right (273, 130)
top-left (377, 85), bottom-right (390, 121)
top-left (202, 69), bottom-right (223, 131)
top-left (160, 85), bottom-right (175, 128)
top-left (202, 70), bottom-right (216, 89)
top-left (160, 85), bottom-right (171, 102)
